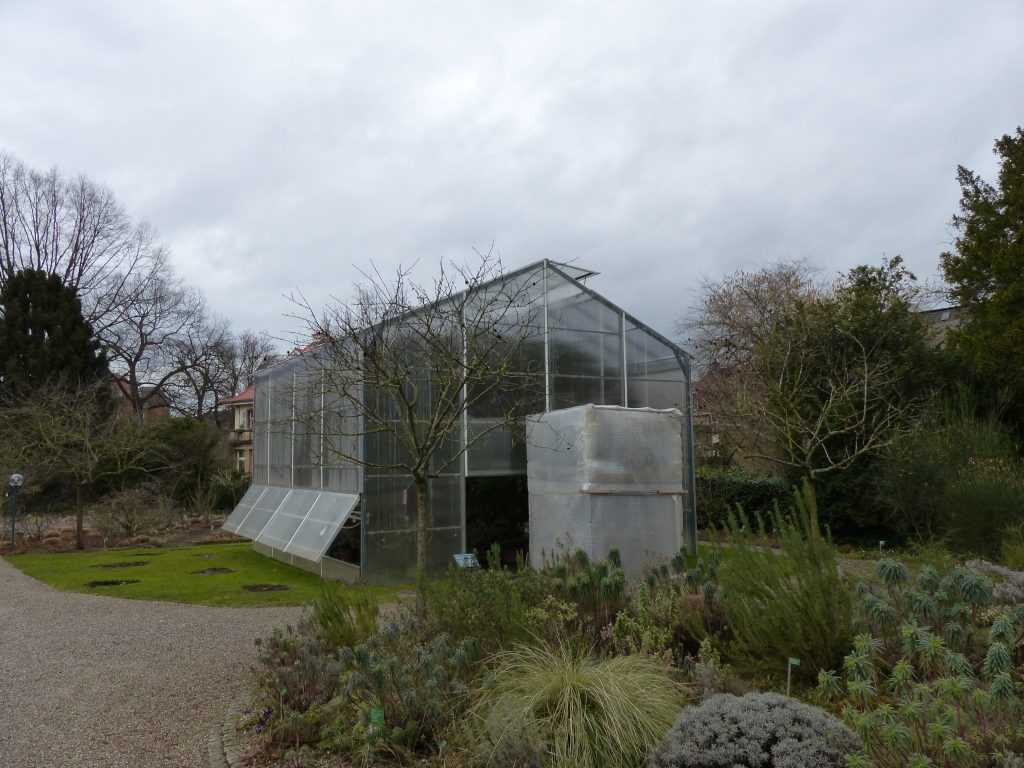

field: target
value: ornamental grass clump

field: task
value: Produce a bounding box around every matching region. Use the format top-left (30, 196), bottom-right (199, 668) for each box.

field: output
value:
top-left (716, 479), bottom-right (853, 676)
top-left (648, 692), bottom-right (859, 768)
top-left (475, 642), bottom-right (686, 768)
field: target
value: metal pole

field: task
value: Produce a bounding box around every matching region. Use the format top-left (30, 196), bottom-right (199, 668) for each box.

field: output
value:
top-left (542, 260), bottom-right (551, 412)
top-left (8, 486), bottom-right (16, 546)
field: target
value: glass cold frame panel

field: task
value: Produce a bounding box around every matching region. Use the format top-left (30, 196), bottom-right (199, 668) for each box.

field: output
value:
top-left (255, 488), bottom-right (322, 550)
top-left (236, 486), bottom-right (290, 540)
top-left (286, 491), bottom-right (360, 562)
top-left (223, 485), bottom-right (267, 534)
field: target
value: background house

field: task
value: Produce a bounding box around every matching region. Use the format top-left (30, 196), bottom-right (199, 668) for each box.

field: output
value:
top-left (221, 384), bottom-right (255, 474)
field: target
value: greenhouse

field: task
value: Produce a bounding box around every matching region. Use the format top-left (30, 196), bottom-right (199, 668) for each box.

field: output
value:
top-left (223, 260), bottom-right (697, 581)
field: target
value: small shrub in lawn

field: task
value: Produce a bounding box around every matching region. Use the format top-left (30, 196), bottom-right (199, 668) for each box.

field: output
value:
top-left (649, 692), bottom-right (858, 768)
top-left (716, 480), bottom-right (853, 676)
top-left (475, 642), bottom-right (686, 768)
top-left (309, 582), bottom-right (378, 650)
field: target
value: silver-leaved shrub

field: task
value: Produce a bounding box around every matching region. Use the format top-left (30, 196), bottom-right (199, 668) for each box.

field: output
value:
top-left (648, 692), bottom-right (859, 768)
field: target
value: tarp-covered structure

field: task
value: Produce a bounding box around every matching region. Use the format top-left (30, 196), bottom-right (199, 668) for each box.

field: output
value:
top-left (224, 260), bottom-right (697, 581)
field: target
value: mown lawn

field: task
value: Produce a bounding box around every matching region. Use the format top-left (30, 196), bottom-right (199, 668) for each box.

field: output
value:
top-left (4, 541), bottom-right (398, 607)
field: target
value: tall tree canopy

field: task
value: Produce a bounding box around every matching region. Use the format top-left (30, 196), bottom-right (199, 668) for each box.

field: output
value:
top-left (941, 127), bottom-right (1024, 428)
top-left (0, 268), bottom-right (108, 398)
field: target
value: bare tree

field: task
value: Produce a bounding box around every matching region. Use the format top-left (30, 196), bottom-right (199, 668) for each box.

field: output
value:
top-left (687, 259), bottom-right (929, 479)
top-left (0, 383), bottom-right (158, 548)
top-left (296, 253), bottom-right (544, 573)
top-left (0, 153), bottom-right (157, 328)
top-left (217, 330), bottom-right (275, 397)
top-left (99, 254), bottom-right (207, 422)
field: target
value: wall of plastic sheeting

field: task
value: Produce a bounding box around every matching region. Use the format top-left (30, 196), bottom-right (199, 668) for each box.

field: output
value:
top-left (225, 259), bottom-right (697, 582)
top-left (526, 405), bottom-right (691, 577)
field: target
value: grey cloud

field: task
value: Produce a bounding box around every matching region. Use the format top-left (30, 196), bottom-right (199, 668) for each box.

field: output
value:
top-left (1, 0), bottom-right (1021, 343)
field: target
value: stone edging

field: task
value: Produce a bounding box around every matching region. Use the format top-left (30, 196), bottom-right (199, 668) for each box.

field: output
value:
top-left (208, 698), bottom-right (246, 768)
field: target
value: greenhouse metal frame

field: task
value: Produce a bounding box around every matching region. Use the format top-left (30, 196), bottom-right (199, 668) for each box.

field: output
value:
top-left (223, 259), bottom-right (697, 581)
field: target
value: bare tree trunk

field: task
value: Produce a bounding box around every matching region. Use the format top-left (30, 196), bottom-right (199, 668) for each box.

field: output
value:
top-left (414, 474), bottom-right (430, 576)
top-left (75, 484), bottom-right (84, 550)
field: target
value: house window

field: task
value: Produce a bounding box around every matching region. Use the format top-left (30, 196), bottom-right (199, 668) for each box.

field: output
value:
top-left (246, 407), bottom-right (253, 429)
top-left (235, 450), bottom-right (247, 473)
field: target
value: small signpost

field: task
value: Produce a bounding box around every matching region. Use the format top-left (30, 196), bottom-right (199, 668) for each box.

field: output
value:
top-left (453, 552), bottom-right (480, 570)
top-left (7, 473), bottom-right (24, 547)
top-left (786, 657), bottom-right (800, 697)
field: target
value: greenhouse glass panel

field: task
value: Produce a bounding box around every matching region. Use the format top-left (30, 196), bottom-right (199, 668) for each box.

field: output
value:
top-left (223, 485), bottom-right (267, 534)
top-left (254, 488), bottom-right (321, 551)
top-left (236, 486), bottom-right (290, 540)
top-left (284, 491), bottom-right (359, 563)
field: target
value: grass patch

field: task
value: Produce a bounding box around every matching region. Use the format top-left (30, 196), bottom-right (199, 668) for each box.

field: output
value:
top-left (4, 541), bottom-right (398, 607)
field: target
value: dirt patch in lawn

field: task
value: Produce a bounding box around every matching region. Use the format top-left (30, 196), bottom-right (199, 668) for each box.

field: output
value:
top-left (190, 567), bottom-right (235, 576)
top-left (242, 583), bottom-right (289, 593)
top-left (86, 579), bottom-right (141, 588)
top-left (92, 561), bottom-right (149, 569)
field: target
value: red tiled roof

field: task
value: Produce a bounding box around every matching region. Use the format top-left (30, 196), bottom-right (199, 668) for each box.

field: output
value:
top-left (221, 383), bottom-right (255, 404)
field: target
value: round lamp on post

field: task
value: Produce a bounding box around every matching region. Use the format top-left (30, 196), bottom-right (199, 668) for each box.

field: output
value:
top-left (8, 473), bottom-right (24, 547)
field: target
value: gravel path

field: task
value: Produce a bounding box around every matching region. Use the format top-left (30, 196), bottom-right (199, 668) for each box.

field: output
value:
top-left (0, 557), bottom-right (302, 768)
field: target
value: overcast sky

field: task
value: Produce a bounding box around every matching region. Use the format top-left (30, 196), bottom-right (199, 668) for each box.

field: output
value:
top-left (2, 1), bottom-right (1021, 345)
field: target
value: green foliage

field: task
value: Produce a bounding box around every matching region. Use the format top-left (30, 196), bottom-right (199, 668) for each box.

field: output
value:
top-left (941, 127), bottom-right (1024, 435)
top-left (0, 268), bottom-right (108, 398)
top-left (147, 416), bottom-right (231, 507)
top-left (309, 583), bottom-right (378, 650)
top-left (716, 480), bottom-right (853, 676)
top-left (544, 548), bottom-right (627, 634)
top-left (874, 395), bottom-right (1024, 548)
top-left (609, 551), bottom-right (723, 664)
top-left (330, 609), bottom-right (478, 759)
top-left (695, 466), bottom-right (788, 529)
top-left (254, 619), bottom-right (343, 717)
top-left (422, 547), bottom-right (556, 655)
top-left (820, 618), bottom-right (1024, 767)
top-left (822, 559), bottom-right (1024, 767)
top-left (1001, 524), bottom-right (1024, 571)
top-left (474, 642), bottom-right (686, 768)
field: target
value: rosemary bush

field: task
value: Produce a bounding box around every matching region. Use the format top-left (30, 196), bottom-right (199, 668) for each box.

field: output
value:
top-left (716, 480), bottom-right (853, 676)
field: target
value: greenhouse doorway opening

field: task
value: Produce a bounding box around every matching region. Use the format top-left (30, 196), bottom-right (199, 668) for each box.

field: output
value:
top-left (466, 476), bottom-right (529, 568)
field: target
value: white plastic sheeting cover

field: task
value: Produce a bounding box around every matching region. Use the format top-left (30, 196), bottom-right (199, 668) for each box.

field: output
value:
top-left (525, 405), bottom-right (686, 577)
top-left (525, 405), bottom-right (684, 495)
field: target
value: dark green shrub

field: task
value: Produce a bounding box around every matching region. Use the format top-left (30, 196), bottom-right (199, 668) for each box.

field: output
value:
top-left (649, 692), bottom-right (858, 768)
top-left (475, 642), bottom-right (686, 768)
top-left (328, 608), bottom-right (479, 758)
top-left (545, 549), bottom-right (627, 636)
top-left (696, 466), bottom-right (788, 530)
top-left (252, 620), bottom-right (342, 730)
top-left (310, 583), bottom-right (378, 650)
top-left (874, 397), bottom-right (1024, 546)
top-left (422, 549), bottom-right (556, 655)
top-left (716, 480), bottom-right (853, 677)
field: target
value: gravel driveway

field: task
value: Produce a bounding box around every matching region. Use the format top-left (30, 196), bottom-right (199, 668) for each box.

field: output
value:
top-left (0, 557), bottom-right (302, 768)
